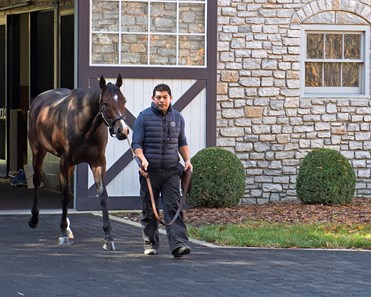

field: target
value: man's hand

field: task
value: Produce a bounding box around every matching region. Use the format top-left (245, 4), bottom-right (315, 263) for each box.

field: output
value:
top-left (134, 148), bottom-right (149, 177)
top-left (139, 158), bottom-right (149, 177)
top-left (179, 146), bottom-right (192, 172)
top-left (184, 160), bottom-right (193, 172)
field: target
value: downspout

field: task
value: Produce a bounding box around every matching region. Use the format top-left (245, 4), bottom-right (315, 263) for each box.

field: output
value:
top-left (55, 0), bottom-right (60, 88)
top-left (73, 0), bottom-right (78, 209)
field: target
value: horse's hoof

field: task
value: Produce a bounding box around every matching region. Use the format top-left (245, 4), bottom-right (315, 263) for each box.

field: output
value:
top-left (28, 219), bottom-right (38, 229)
top-left (103, 240), bottom-right (115, 251)
top-left (58, 236), bottom-right (73, 245)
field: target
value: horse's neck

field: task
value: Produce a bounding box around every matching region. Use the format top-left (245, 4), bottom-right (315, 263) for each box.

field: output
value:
top-left (80, 90), bottom-right (105, 135)
top-left (90, 92), bottom-right (105, 128)
top-left (89, 112), bottom-right (105, 133)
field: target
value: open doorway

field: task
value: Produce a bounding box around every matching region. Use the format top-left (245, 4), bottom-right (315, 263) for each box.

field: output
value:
top-left (1, 3), bottom-right (75, 210)
top-left (30, 10), bottom-right (54, 100)
top-left (29, 9), bottom-right (75, 191)
top-left (7, 14), bottom-right (28, 175)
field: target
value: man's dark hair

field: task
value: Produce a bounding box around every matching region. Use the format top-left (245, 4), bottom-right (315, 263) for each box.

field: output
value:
top-left (152, 84), bottom-right (172, 97)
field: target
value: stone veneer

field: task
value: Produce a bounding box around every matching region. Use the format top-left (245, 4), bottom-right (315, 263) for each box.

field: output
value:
top-left (217, 0), bottom-right (371, 203)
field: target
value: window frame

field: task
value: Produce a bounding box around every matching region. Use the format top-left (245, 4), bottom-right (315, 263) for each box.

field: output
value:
top-left (300, 25), bottom-right (370, 98)
top-left (89, 0), bottom-right (208, 68)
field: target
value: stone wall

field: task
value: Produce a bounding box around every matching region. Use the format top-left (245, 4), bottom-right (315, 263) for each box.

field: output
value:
top-left (217, 0), bottom-right (371, 203)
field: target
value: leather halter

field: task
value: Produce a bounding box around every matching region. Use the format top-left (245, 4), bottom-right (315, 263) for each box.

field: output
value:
top-left (99, 93), bottom-right (125, 137)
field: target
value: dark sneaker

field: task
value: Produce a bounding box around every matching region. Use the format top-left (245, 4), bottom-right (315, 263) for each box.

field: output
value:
top-left (10, 169), bottom-right (27, 187)
top-left (144, 248), bottom-right (157, 255)
top-left (172, 246), bottom-right (191, 258)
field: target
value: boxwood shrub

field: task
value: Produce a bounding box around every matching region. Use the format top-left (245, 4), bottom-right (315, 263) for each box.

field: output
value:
top-left (296, 148), bottom-right (355, 205)
top-left (188, 147), bottom-right (245, 208)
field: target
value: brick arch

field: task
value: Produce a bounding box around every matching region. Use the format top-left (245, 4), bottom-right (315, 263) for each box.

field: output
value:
top-left (291, 0), bottom-right (371, 24)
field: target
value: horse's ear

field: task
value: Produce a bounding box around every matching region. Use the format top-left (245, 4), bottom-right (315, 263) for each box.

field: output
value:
top-left (116, 74), bottom-right (123, 88)
top-left (99, 75), bottom-right (106, 89)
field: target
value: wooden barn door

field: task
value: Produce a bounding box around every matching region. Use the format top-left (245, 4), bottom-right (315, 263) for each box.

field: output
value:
top-left (76, 1), bottom-right (216, 210)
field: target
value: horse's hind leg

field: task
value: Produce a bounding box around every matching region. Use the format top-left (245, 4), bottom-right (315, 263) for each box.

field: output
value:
top-left (91, 162), bottom-right (115, 251)
top-left (28, 149), bottom-right (46, 229)
top-left (58, 158), bottom-right (74, 245)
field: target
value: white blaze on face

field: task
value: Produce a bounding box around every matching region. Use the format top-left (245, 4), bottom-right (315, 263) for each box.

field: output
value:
top-left (112, 93), bottom-right (129, 138)
top-left (120, 118), bottom-right (128, 131)
top-left (114, 93), bottom-right (127, 127)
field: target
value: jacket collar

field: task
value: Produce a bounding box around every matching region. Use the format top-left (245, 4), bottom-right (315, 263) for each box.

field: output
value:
top-left (151, 102), bottom-right (172, 115)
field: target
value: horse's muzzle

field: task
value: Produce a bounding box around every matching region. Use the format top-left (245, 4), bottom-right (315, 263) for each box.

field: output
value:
top-left (116, 126), bottom-right (129, 140)
top-left (110, 119), bottom-right (129, 140)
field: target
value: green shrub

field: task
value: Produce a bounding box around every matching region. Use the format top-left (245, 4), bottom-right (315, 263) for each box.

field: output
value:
top-left (188, 147), bottom-right (245, 208)
top-left (296, 148), bottom-right (355, 205)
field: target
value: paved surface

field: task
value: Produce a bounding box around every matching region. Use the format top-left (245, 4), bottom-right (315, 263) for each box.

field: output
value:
top-left (1, 212), bottom-right (371, 297)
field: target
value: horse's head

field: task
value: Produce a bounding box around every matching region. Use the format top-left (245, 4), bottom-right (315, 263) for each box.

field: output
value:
top-left (99, 74), bottom-right (129, 140)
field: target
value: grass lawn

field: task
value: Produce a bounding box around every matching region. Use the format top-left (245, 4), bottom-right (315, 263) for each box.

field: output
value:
top-left (188, 221), bottom-right (371, 250)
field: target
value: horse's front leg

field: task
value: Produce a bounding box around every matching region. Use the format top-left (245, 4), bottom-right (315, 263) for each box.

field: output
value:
top-left (28, 150), bottom-right (46, 229)
top-left (91, 161), bottom-right (115, 251)
top-left (58, 159), bottom-right (74, 245)
top-left (28, 187), bottom-right (40, 228)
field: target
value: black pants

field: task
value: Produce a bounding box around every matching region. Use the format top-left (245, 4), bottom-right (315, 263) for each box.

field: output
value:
top-left (139, 169), bottom-right (189, 253)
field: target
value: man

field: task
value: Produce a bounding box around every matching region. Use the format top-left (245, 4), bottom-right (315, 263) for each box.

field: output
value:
top-left (132, 83), bottom-right (193, 257)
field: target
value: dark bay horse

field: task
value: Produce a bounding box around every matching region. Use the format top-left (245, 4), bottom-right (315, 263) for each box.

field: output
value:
top-left (28, 74), bottom-right (129, 250)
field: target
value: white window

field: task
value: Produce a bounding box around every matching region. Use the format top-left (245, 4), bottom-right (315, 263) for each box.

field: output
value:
top-left (300, 25), bottom-right (370, 98)
top-left (90, 0), bottom-right (207, 67)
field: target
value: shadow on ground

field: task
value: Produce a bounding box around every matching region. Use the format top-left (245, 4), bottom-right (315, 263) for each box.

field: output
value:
top-left (0, 179), bottom-right (67, 210)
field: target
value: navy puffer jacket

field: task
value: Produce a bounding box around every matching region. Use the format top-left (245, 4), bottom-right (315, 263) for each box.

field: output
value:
top-left (132, 103), bottom-right (188, 170)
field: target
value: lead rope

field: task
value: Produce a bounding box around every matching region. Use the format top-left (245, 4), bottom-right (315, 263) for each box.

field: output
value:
top-left (126, 138), bottom-right (190, 226)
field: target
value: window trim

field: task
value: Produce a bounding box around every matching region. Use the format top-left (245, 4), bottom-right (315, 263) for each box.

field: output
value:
top-left (300, 25), bottom-right (370, 98)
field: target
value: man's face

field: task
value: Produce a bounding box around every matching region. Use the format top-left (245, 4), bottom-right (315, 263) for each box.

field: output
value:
top-left (152, 91), bottom-right (172, 114)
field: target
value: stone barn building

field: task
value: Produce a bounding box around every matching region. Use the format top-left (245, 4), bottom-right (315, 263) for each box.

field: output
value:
top-left (0, 0), bottom-right (370, 209)
top-left (217, 0), bottom-right (371, 203)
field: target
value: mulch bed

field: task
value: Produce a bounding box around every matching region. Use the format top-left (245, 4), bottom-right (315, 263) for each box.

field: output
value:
top-left (119, 198), bottom-right (371, 226)
top-left (4, 173), bottom-right (370, 226)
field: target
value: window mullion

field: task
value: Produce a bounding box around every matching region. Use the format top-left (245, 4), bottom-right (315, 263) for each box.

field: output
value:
top-left (118, 0), bottom-right (122, 65)
top-left (147, 1), bottom-right (150, 66)
top-left (176, 1), bottom-right (179, 66)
